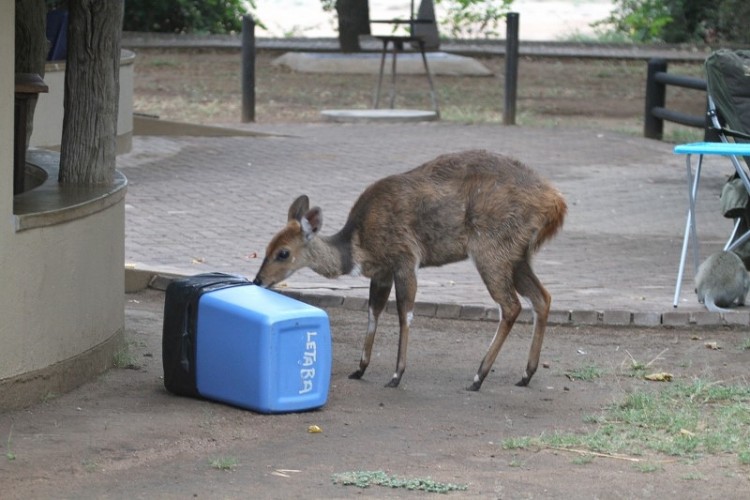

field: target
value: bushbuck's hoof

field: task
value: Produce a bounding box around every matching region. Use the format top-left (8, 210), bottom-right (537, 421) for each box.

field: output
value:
top-left (467, 381), bottom-right (482, 391)
top-left (384, 378), bottom-right (401, 388)
top-left (515, 377), bottom-right (530, 387)
top-left (348, 370), bottom-right (364, 380)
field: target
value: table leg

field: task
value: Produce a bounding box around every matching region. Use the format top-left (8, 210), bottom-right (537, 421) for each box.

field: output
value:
top-left (673, 153), bottom-right (703, 307)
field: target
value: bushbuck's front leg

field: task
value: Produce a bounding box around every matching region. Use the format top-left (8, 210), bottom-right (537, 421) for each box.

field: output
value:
top-left (385, 266), bottom-right (418, 388)
top-left (349, 273), bottom-right (393, 380)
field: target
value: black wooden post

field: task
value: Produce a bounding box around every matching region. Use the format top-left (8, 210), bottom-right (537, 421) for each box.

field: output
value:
top-left (644, 58), bottom-right (667, 140)
top-left (241, 15), bottom-right (256, 123)
top-left (503, 12), bottom-right (519, 126)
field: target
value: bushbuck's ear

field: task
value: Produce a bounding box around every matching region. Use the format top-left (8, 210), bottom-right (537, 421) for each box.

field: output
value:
top-left (288, 195), bottom-right (310, 222)
top-left (301, 207), bottom-right (323, 241)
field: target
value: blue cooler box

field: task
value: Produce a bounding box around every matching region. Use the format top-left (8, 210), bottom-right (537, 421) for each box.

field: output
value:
top-left (162, 273), bottom-right (331, 413)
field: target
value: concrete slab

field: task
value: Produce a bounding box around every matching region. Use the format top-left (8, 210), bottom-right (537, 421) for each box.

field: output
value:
top-left (271, 51), bottom-right (493, 76)
top-left (320, 109), bottom-right (438, 123)
top-left (133, 115), bottom-right (275, 137)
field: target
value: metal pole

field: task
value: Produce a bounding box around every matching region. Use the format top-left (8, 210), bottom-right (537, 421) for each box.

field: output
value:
top-left (241, 15), bottom-right (256, 123)
top-left (503, 12), bottom-right (519, 126)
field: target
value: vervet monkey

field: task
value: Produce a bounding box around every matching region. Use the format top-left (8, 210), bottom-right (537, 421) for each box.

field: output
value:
top-left (695, 251), bottom-right (750, 312)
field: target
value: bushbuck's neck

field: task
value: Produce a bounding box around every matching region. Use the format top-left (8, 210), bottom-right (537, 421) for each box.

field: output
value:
top-left (305, 231), bottom-right (355, 279)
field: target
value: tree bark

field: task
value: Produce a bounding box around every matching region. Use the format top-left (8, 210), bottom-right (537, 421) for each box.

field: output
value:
top-left (335, 0), bottom-right (370, 53)
top-left (59, 0), bottom-right (123, 185)
top-left (15, 0), bottom-right (48, 148)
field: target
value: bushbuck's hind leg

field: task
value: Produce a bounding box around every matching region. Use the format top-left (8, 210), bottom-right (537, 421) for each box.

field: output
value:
top-left (468, 260), bottom-right (521, 391)
top-left (349, 273), bottom-right (393, 380)
top-left (512, 259), bottom-right (551, 387)
top-left (385, 265), bottom-right (418, 388)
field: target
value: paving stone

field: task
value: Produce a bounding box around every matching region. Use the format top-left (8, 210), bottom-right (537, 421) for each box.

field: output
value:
top-left (633, 311), bottom-right (662, 327)
top-left (548, 310), bottom-right (571, 326)
top-left (435, 303), bottom-right (462, 319)
top-left (459, 305), bottom-right (488, 321)
top-left (662, 311), bottom-right (692, 327)
top-left (342, 297), bottom-right (368, 312)
top-left (691, 311), bottom-right (723, 326)
top-left (413, 302), bottom-right (438, 318)
top-left (602, 310), bottom-right (632, 326)
top-left (571, 310), bottom-right (601, 325)
top-left (721, 311), bottom-right (750, 326)
top-left (120, 106), bottom-right (744, 328)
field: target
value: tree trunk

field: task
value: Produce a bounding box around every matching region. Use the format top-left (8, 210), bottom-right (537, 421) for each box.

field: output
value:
top-left (336, 0), bottom-right (370, 53)
top-left (59, 0), bottom-right (123, 185)
top-left (15, 0), bottom-right (48, 148)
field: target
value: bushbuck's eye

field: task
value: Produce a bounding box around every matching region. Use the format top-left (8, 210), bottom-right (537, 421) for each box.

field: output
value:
top-left (276, 249), bottom-right (290, 261)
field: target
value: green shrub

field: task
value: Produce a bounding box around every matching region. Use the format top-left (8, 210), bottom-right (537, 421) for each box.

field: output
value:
top-left (123, 0), bottom-right (255, 34)
top-left (594, 0), bottom-right (749, 43)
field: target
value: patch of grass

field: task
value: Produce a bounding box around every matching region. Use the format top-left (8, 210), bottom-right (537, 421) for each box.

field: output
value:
top-left (331, 470), bottom-right (467, 493)
top-left (113, 342), bottom-right (139, 370)
top-left (148, 59), bottom-right (180, 68)
top-left (517, 379), bottom-right (750, 464)
top-left (740, 337), bottom-right (750, 350)
top-left (566, 363), bottom-right (603, 381)
top-left (501, 436), bottom-right (532, 450)
top-left (82, 458), bottom-right (99, 472)
top-left (633, 462), bottom-right (662, 473)
top-left (41, 392), bottom-right (58, 403)
top-left (6, 425), bottom-right (15, 461)
top-left (663, 126), bottom-right (705, 145)
top-left (572, 454), bottom-right (595, 465)
top-left (132, 48), bottom-right (705, 133)
top-left (682, 472), bottom-right (706, 481)
top-left (209, 456), bottom-right (239, 471)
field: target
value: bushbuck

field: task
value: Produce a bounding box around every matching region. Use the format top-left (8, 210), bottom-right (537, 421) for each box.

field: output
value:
top-left (253, 150), bottom-right (566, 390)
top-left (695, 251), bottom-right (750, 312)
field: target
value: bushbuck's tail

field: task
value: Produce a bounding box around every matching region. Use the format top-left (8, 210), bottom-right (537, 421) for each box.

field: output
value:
top-left (531, 189), bottom-right (567, 254)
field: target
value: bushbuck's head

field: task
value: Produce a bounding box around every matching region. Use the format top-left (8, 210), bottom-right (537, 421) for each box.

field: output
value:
top-left (253, 195), bottom-right (322, 288)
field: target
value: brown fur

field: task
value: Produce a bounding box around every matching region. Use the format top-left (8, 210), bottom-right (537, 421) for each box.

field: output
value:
top-left (254, 150), bottom-right (566, 390)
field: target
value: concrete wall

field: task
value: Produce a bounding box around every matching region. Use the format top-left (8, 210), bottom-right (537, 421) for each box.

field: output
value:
top-left (0, 5), bottom-right (13, 225)
top-left (0, 3), bottom-right (126, 409)
top-left (30, 51), bottom-right (135, 154)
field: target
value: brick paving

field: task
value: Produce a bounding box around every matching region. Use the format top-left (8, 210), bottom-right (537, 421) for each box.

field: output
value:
top-left (118, 121), bottom-right (745, 327)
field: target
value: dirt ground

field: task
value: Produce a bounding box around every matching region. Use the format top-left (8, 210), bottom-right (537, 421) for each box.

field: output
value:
top-left (1, 289), bottom-right (748, 498)
top-left (131, 48), bottom-right (706, 139)
top-left (2, 49), bottom-right (744, 498)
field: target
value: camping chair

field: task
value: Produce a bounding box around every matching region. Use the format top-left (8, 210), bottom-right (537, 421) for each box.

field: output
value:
top-left (368, 0), bottom-right (440, 114)
top-left (672, 49), bottom-right (750, 307)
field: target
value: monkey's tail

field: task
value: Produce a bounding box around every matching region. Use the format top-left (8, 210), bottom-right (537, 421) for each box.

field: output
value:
top-left (704, 295), bottom-right (734, 313)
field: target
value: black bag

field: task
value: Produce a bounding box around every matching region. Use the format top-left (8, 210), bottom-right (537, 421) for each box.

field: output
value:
top-left (162, 273), bottom-right (250, 398)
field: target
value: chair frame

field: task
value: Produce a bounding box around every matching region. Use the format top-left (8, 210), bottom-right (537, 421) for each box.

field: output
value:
top-left (368, 0), bottom-right (440, 114)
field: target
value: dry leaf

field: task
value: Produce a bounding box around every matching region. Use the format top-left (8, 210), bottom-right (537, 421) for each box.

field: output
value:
top-left (644, 372), bottom-right (673, 382)
top-left (704, 342), bottom-right (721, 350)
top-left (307, 424), bottom-right (322, 434)
top-left (679, 429), bottom-right (696, 438)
